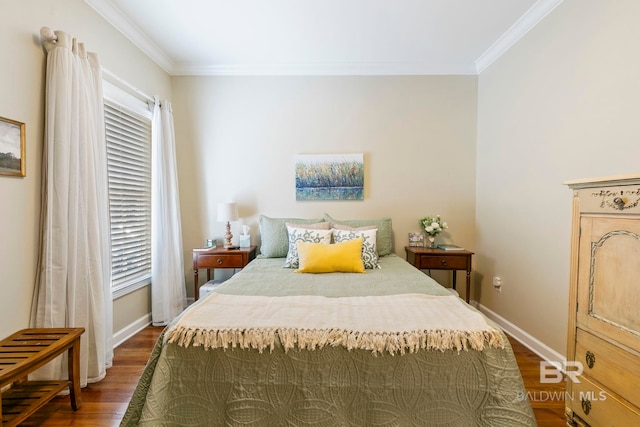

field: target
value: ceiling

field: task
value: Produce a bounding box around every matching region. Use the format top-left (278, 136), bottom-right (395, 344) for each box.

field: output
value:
top-left (85, 0), bottom-right (563, 76)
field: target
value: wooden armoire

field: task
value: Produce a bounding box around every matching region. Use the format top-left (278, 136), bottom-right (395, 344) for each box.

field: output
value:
top-left (565, 175), bottom-right (640, 425)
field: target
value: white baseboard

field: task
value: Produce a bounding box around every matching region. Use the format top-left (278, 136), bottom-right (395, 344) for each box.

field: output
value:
top-left (113, 313), bottom-right (152, 348)
top-left (474, 301), bottom-right (566, 367)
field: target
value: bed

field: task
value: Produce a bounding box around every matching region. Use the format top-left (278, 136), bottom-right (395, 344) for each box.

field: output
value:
top-left (121, 216), bottom-right (536, 426)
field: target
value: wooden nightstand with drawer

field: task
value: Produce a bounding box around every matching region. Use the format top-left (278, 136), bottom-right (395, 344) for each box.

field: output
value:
top-left (193, 246), bottom-right (256, 300)
top-left (404, 246), bottom-right (474, 303)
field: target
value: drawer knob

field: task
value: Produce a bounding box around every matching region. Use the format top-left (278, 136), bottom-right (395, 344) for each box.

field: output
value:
top-left (612, 196), bottom-right (629, 210)
top-left (441, 259), bottom-right (447, 266)
top-left (581, 397), bottom-right (591, 415)
top-left (585, 351), bottom-right (596, 369)
top-left (217, 258), bottom-right (223, 265)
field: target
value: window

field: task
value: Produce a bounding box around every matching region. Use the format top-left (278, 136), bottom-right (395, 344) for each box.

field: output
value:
top-left (103, 79), bottom-right (153, 298)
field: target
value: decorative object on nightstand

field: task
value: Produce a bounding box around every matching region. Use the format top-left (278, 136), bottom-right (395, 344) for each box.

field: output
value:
top-left (217, 202), bottom-right (239, 248)
top-left (408, 232), bottom-right (424, 247)
top-left (437, 244), bottom-right (464, 251)
top-left (419, 215), bottom-right (448, 248)
top-left (239, 225), bottom-right (251, 248)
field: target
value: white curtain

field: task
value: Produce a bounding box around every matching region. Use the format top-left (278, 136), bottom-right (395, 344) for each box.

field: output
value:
top-left (31, 29), bottom-right (113, 386)
top-left (151, 98), bottom-right (187, 325)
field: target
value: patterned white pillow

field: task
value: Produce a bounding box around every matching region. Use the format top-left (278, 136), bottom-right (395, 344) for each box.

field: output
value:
top-left (284, 226), bottom-right (333, 268)
top-left (332, 228), bottom-right (379, 269)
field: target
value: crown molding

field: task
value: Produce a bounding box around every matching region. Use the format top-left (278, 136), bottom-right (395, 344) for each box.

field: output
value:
top-left (475, 0), bottom-right (564, 73)
top-left (87, 0), bottom-right (560, 76)
top-left (83, 0), bottom-right (478, 76)
top-left (171, 62), bottom-right (477, 76)
top-left (85, 0), bottom-right (175, 73)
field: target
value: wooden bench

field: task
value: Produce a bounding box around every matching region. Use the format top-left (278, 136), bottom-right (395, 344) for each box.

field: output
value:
top-left (0, 328), bottom-right (84, 427)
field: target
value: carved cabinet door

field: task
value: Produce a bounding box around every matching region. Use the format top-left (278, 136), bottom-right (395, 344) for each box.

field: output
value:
top-left (576, 215), bottom-right (640, 353)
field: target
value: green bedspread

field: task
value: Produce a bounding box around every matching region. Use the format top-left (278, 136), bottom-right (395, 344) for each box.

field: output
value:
top-left (121, 255), bottom-right (536, 426)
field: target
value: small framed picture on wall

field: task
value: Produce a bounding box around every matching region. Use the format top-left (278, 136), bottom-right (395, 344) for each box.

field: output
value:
top-left (408, 232), bottom-right (424, 247)
top-left (0, 116), bottom-right (26, 177)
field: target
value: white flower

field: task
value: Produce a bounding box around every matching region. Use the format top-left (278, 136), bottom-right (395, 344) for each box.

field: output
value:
top-left (420, 215), bottom-right (448, 237)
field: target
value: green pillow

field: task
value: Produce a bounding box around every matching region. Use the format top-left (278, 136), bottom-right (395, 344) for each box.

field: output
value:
top-left (323, 213), bottom-right (393, 256)
top-left (258, 215), bottom-right (325, 258)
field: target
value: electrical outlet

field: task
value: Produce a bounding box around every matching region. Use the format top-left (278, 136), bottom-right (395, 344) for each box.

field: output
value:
top-left (493, 276), bottom-right (503, 292)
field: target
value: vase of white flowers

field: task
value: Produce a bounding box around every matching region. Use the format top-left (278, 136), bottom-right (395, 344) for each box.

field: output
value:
top-left (419, 215), bottom-right (447, 248)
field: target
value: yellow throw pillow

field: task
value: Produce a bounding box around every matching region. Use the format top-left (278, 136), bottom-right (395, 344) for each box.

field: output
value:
top-left (296, 238), bottom-right (365, 273)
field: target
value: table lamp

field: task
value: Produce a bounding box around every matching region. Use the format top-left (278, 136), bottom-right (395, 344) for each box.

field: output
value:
top-left (217, 202), bottom-right (239, 248)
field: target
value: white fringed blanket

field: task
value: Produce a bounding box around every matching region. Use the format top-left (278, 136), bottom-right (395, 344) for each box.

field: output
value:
top-left (166, 293), bottom-right (504, 355)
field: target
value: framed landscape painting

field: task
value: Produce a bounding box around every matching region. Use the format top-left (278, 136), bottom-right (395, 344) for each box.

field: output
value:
top-left (295, 153), bottom-right (364, 201)
top-left (0, 116), bottom-right (25, 177)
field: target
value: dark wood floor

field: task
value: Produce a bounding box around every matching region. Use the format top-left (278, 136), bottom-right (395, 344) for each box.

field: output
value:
top-left (18, 326), bottom-right (566, 426)
top-left (508, 335), bottom-right (567, 427)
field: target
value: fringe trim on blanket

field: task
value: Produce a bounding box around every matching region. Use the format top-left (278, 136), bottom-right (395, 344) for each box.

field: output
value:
top-left (165, 326), bottom-right (505, 355)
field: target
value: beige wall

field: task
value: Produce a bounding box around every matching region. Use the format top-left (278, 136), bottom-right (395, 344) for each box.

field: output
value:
top-left (476, 0), bottom-right (640, 354)
top-left (171, 75), bottom-right (478, 296)
top-left (0, 0), bottom-right (171, 340)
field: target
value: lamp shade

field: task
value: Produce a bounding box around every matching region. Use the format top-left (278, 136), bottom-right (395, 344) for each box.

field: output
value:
top-left (217, 202), bottom-right (239, 222)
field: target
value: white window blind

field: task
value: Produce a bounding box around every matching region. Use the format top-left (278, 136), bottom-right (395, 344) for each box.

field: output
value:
top-left (105, 99), bottom-right (152, 296)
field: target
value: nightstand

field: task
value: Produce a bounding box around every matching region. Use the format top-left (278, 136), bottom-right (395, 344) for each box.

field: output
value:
top-left (404, 246), bottom-right (474, 303)
top-left (192, 246), bottom-right (256, 300)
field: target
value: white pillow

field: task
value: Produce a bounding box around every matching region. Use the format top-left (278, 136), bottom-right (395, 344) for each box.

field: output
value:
top-left (284, 226), bottom-right (333, 268)
top-left (332, 227), bottom-right (379, 269)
